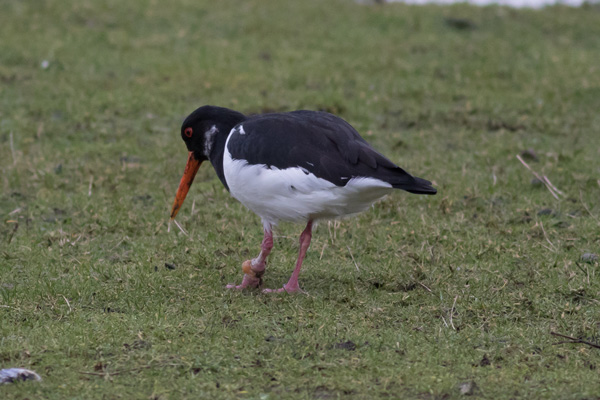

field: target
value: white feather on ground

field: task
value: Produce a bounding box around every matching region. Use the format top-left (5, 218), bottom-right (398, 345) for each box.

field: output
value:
top-left (0, 368), bottom-right (42, 384)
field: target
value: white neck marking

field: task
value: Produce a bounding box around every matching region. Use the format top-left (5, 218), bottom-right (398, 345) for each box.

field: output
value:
top-left (204, 125), bottom-right (218, 157)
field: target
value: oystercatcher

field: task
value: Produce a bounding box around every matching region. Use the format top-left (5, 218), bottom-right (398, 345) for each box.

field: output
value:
top-left (170, 106), bottom-right (436, 293)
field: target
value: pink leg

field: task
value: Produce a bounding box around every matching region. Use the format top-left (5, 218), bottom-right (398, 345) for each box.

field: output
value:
top-left (226, 226), bottom-right (273, 290)
top-left (264, 220), bottom-right (313, 294)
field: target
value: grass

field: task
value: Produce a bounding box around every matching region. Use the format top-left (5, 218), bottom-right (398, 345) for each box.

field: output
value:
top-left (1, 0), bottom-right (600, 398)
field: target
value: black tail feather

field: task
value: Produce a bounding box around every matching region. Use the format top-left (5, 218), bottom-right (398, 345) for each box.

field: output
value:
top-left (394, 175), bottom-right (437, 195)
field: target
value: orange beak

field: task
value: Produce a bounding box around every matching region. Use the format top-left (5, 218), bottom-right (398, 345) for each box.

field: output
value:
top-left (170, 151), bottom-right (202, 220)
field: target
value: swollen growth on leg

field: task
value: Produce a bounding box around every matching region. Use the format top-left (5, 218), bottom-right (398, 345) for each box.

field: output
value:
top-left (226, 226), bottom-right (273, 290)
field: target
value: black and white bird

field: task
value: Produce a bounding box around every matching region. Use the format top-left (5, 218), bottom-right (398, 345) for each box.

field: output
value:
top-left (170, 106), bottom-right (436, 293)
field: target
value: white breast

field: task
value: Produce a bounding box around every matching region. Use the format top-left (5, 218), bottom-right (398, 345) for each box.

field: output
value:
top-left (223, 131), bottom-right (393, 225)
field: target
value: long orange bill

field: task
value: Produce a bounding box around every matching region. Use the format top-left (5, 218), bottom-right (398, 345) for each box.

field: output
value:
top-left (170, 151), bottom-right (202, 220)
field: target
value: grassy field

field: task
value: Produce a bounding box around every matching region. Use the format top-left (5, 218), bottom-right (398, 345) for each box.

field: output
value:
top-left (1, 0), bottom-right (600, 398)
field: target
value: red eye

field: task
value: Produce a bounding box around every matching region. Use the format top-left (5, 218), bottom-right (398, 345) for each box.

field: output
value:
top-left (184, 127), bottom-right (193, 138)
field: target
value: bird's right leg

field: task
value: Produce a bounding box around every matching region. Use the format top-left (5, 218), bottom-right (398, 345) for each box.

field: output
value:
top-left (226, 225), bottom-right (273, 290)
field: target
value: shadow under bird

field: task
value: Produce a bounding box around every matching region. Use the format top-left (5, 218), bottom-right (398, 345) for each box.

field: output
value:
top-left (170, 105), bottom-right (436, 293)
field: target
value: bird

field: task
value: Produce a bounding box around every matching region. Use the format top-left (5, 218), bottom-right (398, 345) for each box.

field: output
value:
top-left (169, 105), bottom-right (436, 293)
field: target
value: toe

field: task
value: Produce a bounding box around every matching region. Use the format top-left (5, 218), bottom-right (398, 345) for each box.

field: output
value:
top-left (262, 287), bottom-right (284, 294)
top-left (262, 285), bottom-right (305, 294)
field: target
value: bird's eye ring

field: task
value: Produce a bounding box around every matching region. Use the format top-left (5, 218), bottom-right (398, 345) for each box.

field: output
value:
top-left (184, 127), bottom-right (193, 138)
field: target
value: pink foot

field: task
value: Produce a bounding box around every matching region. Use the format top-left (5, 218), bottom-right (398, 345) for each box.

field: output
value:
top-left (225, 275), bottom-right (261, 290)
top-left (262, 284), bottom-right (306, 294)
top-left (226, 260), bottom-right (264, 290)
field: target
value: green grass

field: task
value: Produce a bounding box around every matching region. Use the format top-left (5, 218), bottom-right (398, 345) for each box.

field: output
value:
top-left (1, 0), bottom-right (600, 398)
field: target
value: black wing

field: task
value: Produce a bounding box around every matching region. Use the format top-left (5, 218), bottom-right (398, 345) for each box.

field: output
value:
top-left (226, 110), bottom-right (436, 195)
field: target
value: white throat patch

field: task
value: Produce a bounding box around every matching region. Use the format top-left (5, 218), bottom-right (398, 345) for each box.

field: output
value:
top-left (203, 125), bottom-right (218, 157)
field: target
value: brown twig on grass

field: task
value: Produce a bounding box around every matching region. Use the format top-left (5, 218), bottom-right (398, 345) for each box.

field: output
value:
top-left (579, 190), bottom-right (599, 223)
top-left (550, 331), bottom-right (600, 350)
top-left (88, 176), bottom-right (93, 197)
top-left (9, 132), bottom-right (17, 166)
top-left (61, 295), bottom-right (72, 313)
top-left (168, 219), bottom-right (188, 236)
top-left (543, 175), bottom-right (564, 197)
top-left (516, 154), bottom-right (563, 200)
top-left (449, 295), bottom-right (458, 330)
top-left (79, 362), bottom-right (183, 377)
top-left (7, 222), bottom-right (19, 244)
top-left (346, 246), bottom-right (360, 272)
top-left (79, 365), bottom-right (155, 377)
top-left (418, 282), bottom-right (432, 292)
top-left (538, 221), bottom-right (557, 252)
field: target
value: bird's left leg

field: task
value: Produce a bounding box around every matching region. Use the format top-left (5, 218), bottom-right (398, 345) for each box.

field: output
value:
top-left (226, 224), bottom-right (273, 290)
top-left (263, 220), bottom-right (313, 294)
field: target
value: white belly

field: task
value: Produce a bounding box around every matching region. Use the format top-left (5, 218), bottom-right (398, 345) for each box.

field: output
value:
top-left (223, 147), bottom-right (393, 225)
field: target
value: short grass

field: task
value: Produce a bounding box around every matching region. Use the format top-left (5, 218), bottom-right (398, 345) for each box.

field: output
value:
top-left (1, 0), bottom-right (600, 398)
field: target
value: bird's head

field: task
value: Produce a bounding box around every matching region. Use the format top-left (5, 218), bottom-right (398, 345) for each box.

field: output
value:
top-left (180, 109), bottom-right (220, 162)
top-left (170, 106), bottom-right (245, 220)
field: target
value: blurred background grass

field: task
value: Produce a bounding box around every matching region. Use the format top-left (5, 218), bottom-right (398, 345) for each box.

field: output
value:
top-left (1, 0), bottom-right (600, 398)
